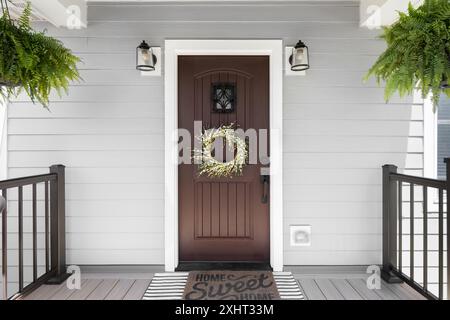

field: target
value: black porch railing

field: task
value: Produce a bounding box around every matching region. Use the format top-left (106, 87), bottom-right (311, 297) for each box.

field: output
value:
top-left (0, 165), bottom-right (68, 300)
top-left (382, 159), bottom-right (450, 300)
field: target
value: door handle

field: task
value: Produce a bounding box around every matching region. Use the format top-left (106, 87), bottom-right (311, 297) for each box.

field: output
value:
top-left (261, 175), bottom-right (270, 204)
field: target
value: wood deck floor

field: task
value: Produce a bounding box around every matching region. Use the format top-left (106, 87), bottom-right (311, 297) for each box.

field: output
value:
top-left (20, 270), bottom-right (427, 300)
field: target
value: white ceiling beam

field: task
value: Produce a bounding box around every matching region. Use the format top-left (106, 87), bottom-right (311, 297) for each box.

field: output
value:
top-left (360, 0), bottom-right (423, 29)
top-left (29, 0), bottom-right (87, 29)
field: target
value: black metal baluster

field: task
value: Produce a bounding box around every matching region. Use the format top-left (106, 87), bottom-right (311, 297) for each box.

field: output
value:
top-left (438, 189), bottom-right (444, 300)
top-left (1, 189), bottom-right (7, 300)
top-left (410, 183), bottom-right (414, 280)
top-left (45, 181), bottom-right (49, 273)
top-left (18, 187), bottom-right (23, 292)
top-left (32, 184), bottom-right (37, 282)
top-left (382, 165), bottom-right (400, 282)
top-left (47, 165), bottom-right (68, 284)
top-left (0, 169), bottom-right (66, 297)
top-left (382, 166), bottom-right (449, 299)
top-left (423, 186), bottom-right (427, 292)
top-left (398, 181), bottom-right (403, 273)
top-left (445, 158), bottom-right (450, 300)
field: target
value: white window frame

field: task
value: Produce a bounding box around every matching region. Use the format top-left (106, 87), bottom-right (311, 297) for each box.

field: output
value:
top-left (163, 39), bottom-right (284, 272)
top-left (423, 94), bottom-right (443, 209)
top-left (424, 95), bottom-right (437, 180)
top-left (0, 95), bottom-right (7, 180)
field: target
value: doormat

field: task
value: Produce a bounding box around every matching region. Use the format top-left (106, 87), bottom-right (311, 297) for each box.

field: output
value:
top-left (183, 271), bottom-right (280, 300)
top-left (142, 271), bottom-right (304, 300)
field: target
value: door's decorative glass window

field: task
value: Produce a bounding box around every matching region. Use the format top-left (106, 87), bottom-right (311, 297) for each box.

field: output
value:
top-left (212, 83), bottom-right (235, 113)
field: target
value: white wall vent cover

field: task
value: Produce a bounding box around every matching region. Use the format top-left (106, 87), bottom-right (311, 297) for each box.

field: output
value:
top-left (290, 225), bottom-right (311, 247)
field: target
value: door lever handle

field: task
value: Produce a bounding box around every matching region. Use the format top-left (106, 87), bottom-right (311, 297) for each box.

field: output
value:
top-left (261, 175), bottom-right (270, 204)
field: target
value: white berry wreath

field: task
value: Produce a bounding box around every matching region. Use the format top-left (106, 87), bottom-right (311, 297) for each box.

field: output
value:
top-left (193, 124), bottom-right (248, 178)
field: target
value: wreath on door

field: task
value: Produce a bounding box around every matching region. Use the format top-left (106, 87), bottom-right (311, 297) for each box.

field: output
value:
top-left (193, 124), bottom-right (248, 178)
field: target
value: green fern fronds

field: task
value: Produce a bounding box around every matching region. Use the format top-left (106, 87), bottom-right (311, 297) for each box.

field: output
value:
top-left (17, 2), bottom-right (32, 32)
top-left (0, 1), bottom-right (81, 108)
top-left (365, 0), bottom-right (450, 109)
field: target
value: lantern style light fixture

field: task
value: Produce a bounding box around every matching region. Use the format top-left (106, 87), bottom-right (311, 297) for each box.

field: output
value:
top-left (289, 40), bottom-right (310, 72)
top-left (136, 40), bottom-right (157, 72)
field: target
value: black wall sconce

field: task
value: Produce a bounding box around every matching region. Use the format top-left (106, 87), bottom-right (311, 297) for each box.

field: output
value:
top-left (289, 40), bottom-right (310, 72)
top-left (136, 40), bottom-right (157, 72)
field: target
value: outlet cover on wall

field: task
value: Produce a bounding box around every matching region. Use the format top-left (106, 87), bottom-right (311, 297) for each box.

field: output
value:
top-left (290, 225), bottom-right (311, 247)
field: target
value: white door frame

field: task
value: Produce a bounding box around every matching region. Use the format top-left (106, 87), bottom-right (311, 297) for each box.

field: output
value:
top-left (164, 39), bottom-right (283, 272)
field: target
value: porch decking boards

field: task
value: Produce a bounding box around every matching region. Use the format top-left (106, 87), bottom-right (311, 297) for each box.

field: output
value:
top-left (20, 273), bottom-right (426, 300)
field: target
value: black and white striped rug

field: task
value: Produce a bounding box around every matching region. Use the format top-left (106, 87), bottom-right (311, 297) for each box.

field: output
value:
top-left (142, 271), bottom-right (304, 300)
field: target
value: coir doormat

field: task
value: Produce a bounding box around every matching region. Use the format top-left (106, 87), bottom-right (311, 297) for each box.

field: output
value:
top-left (184, 271), bottom-right (280, 300)
top-left (142, 271), bottom-right (304, 300)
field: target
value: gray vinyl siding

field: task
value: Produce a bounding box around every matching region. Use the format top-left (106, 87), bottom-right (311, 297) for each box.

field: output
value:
top-left (2, 1), bottom-right (423, 277)
top-left (438, 94), bottom-right (450, 179)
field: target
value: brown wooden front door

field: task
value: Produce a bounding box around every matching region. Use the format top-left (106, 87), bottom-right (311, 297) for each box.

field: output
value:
top-left (178, 56), bottom-right (270, 263)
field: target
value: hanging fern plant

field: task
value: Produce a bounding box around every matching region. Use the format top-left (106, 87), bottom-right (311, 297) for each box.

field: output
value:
top-left (365, 0), bottom-right (450, 109)
top-left (0, 0), bottom-right (81, 108)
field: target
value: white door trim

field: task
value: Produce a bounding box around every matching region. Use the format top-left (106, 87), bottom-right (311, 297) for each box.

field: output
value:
top-left (164, 39), bottom-right (283, 272)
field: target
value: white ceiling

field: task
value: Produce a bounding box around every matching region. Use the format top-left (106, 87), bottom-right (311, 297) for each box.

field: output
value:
top-left (86, 0), bottom-right (357, 2)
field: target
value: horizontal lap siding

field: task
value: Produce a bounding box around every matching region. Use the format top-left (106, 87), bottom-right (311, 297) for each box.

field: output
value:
top-left (2, 1), bottom-right (423, 272)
